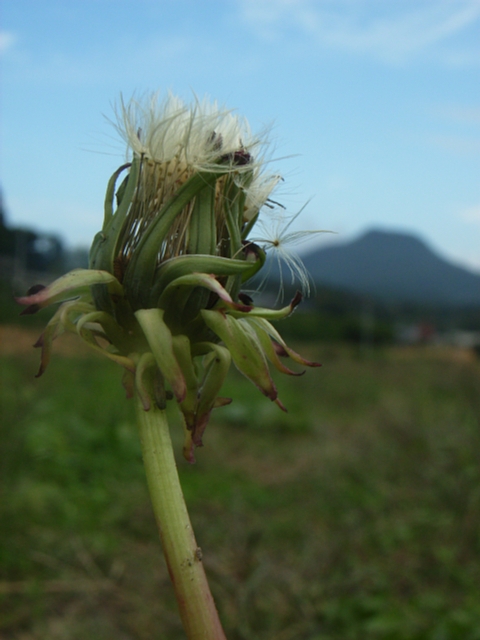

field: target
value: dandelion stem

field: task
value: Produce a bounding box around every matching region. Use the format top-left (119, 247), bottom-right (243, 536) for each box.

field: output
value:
top-left (135, 395), bottom-right (227, 640)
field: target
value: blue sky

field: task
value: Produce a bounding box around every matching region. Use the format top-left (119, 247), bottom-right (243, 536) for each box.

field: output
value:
top-left (2, 0), bottom-right (480, 272)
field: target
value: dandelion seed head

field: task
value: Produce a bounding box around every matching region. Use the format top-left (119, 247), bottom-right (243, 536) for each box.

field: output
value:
top-left (113, 92), bottom-right (283, 257)
top-left (114, 92), bottom-right (271, 177)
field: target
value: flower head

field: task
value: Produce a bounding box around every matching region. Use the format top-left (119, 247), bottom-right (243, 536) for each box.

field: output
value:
top-left (116, 93), bottom-right (265, 173)
top-left (18, 92), bottom-right (321, 462)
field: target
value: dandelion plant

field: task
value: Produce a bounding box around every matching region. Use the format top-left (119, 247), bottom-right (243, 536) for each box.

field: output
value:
top-left (17, 92), bottom-right (323, 639)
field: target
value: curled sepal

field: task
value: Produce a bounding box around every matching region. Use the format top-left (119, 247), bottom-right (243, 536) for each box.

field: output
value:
top-left (194, 343), bottom-right (231, 440)
top-left (76, 313), bottom-right (136, 373)
top-left (158, 272), bottom-right (253, 313)
top-left (75, 309), bottom-right (128, 352)
top-left (103, 162), bottom-right (131, 228)
top-left (33, 312), bottom-right (66, 378)
top-left (33, 300), bottom-right (93, 377)
top-left (201, 309), bottom-right (278, 402)
top-left (16, 269), bottom-right (123, 315)
top-left (249, 317), bottom-right (321, 368)
top-left (135, 308), bottom-right (187, 402)
top-left (172, 334), bottom-right (199, 429)
top-left (227, 290), bottom-right (303, 322)
top-left (245, 318), bottom-right (304, 376)
top-left (135, 352), bottom-right (158, 411)
top-left (240, 240), bottom-right (266, 283)
top-left (89, 157), bottom-right (140, 272)
top-left (151, 255), bottom-right (258, 303)
top-left (122, 368), bottom-right (135, 400)
top-left (179, 342), bottom-right (232, 463)
top-left (182, 431), bottom-right (196, 465)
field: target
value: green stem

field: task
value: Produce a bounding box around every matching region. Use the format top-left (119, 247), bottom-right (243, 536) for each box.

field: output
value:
top-left (135, 395), bottom-right (227, 640)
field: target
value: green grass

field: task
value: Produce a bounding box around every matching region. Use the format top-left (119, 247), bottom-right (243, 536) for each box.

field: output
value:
top-left (1, 340), bottom-right (480, 639)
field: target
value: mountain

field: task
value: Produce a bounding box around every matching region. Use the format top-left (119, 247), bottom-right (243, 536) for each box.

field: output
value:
top-left (300, 229), bottom-right (480, 306)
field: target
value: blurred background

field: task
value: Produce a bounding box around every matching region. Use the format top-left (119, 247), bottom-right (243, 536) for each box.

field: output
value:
top-left (1, 1), bottom-right (480, 638)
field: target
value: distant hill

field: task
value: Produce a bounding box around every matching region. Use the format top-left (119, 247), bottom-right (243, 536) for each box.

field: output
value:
top-left (300, 230), bottom-right (480, 306)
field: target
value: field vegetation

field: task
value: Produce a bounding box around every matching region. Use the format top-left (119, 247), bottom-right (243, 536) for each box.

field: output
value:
top-left (1, 326), bottom-right (480, 639)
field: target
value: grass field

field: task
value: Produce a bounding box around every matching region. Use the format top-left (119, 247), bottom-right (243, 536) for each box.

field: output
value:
top-left (1, 327), bottom-right (480, 639)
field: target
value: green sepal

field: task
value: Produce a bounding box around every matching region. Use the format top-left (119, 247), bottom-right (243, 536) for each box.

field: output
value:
top-left (124, 170), bottom-right (221, 309)
top-left (172, 334), bottom-right (199, 429)
top-left (245, 318), bottom-right (304, 376)
top-left (248, 317), bottom-right (321, 368)
top-left (16, 269), bottom-right (123, 314)
top-left (218, 178), bottom-right (246, 301)
top-left (89, 158), bottom-right (140, 314)
top-left (76, 312), bottom-right (136, 373)
top-left (33, 306), bottom-right (68, 377)
top-left (135, 352), bottom-right (158, 411)
top-left (121, 368), bottom-right (135, 400)
top-left (226, 291), bottom-right (302, 321)
top-left (151, 255), bottom-right (255, 305)
top-left (74, 310), bottom-right (129, 353)
top-left (179, 180), bottom-right (219, 319)
top-left (181, 341), bottom-right (231, 463)
top-left (194, 343), bottom-right (231, 434)
top-left (188, 179), bottom-right (216, 255)
top-left (32, 299), bottom-right (94, 377)
top-left (158, 272), bottom-right (253, 313)
top-left (102, 162), bottom-right (131, 229)
top-left (59, 300), bottom-right (94, 333)
top-left (32, 327), bottom-right (62, 378)
top-left (241, 211), bottom-right (259, 241)
top-left (135, 308), bottom-right (187, 402)
top-left (222, 178), bottom-right (243, 259)
top-left (201, 309), bottom-right (278, 402)
top-left (240, 242), bottom-right (266, 283)
top-left (89, 156), bottom-right (140, 272)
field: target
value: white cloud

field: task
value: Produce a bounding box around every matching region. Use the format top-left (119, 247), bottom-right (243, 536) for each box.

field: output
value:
top-left (237, 0), bottom-right (480, 65)
top-left (4, 31), bottom-right (195, 88)
top-left (461, 204), bottom-right (480, 224)
top-left (436, 105), bottom-right (480, 124)
top-left (0, 30), bottom-right (17, 54)
top-left (430, 134), bottom-right (480, 154)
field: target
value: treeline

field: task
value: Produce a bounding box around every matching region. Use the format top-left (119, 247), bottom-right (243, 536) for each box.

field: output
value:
top-left (272, 285), bottom-right (395, 345)
top-left (0, 191), bottom-right (88, 325)
top-left (263, 282), bottom-right (480, 345)
top-left (0, 193), bottom-right (88, 278)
